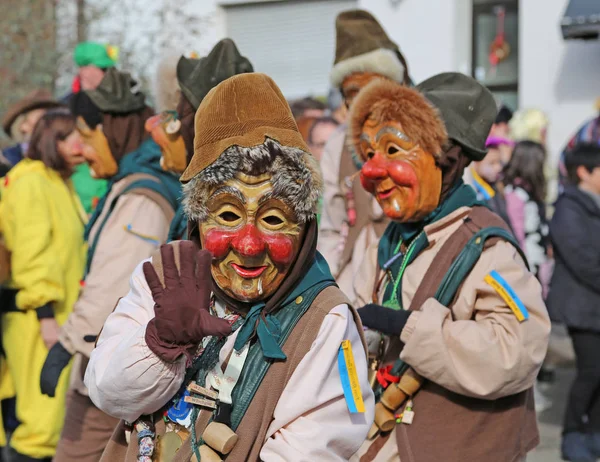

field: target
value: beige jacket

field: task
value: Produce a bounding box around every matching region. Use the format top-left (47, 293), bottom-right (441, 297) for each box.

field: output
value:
top-left (318, 126), bottom-right (384, 306)
top-left (353, 206), bottom-right (550, 461)
top-left (86, 260), bottom-right (374, 460)
top-left (59, 174), bottom-right (172, 395)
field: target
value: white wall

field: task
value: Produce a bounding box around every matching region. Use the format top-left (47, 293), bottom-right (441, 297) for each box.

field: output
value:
top-left (520, 0), bottom-right (600, 163)
top-left (359, 0), bottom-right (463, 82)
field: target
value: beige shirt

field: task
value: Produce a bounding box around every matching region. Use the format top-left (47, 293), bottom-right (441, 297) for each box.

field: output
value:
top-left (85, 260), bottom-right (375, 460)
top-left (318, 126), bottom-right (383, 306)
top-left (59, 174), bottom-right (172, 395)
top-left (352, 206), bottom-right (550, 461)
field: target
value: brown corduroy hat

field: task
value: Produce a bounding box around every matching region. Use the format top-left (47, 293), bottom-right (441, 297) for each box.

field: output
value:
top-left (1, 89), bottom-right (63, 135)
top-left (330, 9), bottom-right (409, 87)
top-left (181, 73), bottom-right (310, 182)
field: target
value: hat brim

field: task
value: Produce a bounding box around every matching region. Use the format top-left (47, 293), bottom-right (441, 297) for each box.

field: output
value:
top-left (2, 99), bottom-right (63, 135)
top-left (176, 56), bottom-right (203, 110)
top-left (330, 48), bottom-right (405, 87)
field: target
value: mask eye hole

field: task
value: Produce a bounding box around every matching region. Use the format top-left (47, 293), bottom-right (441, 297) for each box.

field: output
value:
top-left (388, 146), bottom-right (399, 155)
top-left (366, 150), bottom-right (375, 160)
top-left (263, 215), bottom-right (284, 226)
top-left (219, 211), bottom-right (241, 223)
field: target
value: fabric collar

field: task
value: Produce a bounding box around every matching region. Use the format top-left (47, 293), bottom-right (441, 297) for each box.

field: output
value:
top-left (378, 182), bottom-right (479, 268)
top-left (232, 251), bottom-right (334, 360)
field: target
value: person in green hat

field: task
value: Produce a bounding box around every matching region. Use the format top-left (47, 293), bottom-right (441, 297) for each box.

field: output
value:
top-left (39, 69), bottom-right (181, 462)
top-left (349, 73), bottom-right (550, 461)
top-left (318, 9), bottom-right (412, 312)
top-left (68, 41), bottom-right (120, 215)
top-left (145, 39), bottom-right (254, 241)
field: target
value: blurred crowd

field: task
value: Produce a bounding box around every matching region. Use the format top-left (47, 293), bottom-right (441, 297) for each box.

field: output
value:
top-left (0, 9), bottom-right (599, 462)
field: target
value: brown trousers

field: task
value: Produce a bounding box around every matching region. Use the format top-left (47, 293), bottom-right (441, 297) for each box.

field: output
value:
top-left (53, 391), bottom-right (118, 462)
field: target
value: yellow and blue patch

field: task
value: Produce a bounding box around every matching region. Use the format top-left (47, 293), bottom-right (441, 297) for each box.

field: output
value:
top-left (123, 224), bottom-right (160, 246)
top-left (471, 168), bottom-right (496, 200)
top-left (484, 270), bottom-right (529, 322)
top-left (338, 339), bottom-right (365, 414)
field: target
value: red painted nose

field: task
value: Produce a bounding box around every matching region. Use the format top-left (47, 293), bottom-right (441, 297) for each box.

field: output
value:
top-left (231, 224), bottom-right (265, 257)
top-left (361, 152), bottom-right (388, 180)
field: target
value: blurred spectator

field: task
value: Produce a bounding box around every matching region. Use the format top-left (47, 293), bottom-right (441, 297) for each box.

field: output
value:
top-left (559, 110), bottom-right (600, 192)
top-left (72, 42), bottom-right (119, 93)
top-left (464, 137), bottom-right (509, 199)
top-left (296, 115), bottom-right (339, 161)
top-left (510, 108), bottom-right (549, 146)
top-left (490, 104), bottom-right (513, 139)
top-left (327, 87), bottom-right (347, 124)
top-left (464, 136), bottom-right (514, 227)
top-left (0, 110), bottom-right (87, 461)
top-left (1, 90), bottom-right (63, 166)
top-left (547, 142), bottom-right (600, 462)
top-left (504, 141), bottom-right (551, 287)
top-left (289, 96), bottom-right (327, 120)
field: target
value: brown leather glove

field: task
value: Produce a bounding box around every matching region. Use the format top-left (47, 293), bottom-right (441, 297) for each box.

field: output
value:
top-left (143, 242), bottom-right (232, 363)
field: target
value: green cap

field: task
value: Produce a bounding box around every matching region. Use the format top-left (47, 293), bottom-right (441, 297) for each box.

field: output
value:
top-left (74, 41), bottom-right (119, 69)
top-left (177, 38), bottom-right (253, 110)
top-left (85, 68), bottom-right (146, 114)
top-left (417, 72), bottom-right (497, 160)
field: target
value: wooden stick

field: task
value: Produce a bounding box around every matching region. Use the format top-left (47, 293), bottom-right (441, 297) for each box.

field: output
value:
top-left (203, 422), bottom-right (239, 455)
top-left (184, 395), bottom-right (217, 409)
top-left (187, 382), bottom-right (218, 400)
top-left (191, 445), bottom-right (222, 462)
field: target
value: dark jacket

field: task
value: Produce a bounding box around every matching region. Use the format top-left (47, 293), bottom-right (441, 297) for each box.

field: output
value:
top-left (2, 144), bottom-right (23, 166)
top-left (547, 186), bottom-right (600, 331)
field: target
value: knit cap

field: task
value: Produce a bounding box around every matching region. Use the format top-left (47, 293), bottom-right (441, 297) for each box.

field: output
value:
top-left (330, 9), bottom-right (409, 87)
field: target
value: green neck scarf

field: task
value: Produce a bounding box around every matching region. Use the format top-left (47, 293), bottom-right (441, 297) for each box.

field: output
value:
top-left (377, 183), bottom-right (479, 309)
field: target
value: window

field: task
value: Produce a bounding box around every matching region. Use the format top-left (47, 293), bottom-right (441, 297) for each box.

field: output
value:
top-left (471, 0), bottom-right (519, 110)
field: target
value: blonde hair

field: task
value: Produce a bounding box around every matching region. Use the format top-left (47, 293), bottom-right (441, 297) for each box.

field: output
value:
top-left (509, 108), bottom-right (549, 144)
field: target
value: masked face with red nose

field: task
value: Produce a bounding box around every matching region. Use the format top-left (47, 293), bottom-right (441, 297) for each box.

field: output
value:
top-left (198, 172), bottom-right (305, 302)
top-left (358, 116), bottom-right (442, 222)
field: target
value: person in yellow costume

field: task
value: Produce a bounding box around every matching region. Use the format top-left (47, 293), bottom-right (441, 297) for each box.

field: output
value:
top-left (0, 110), bottom-right (87, 462)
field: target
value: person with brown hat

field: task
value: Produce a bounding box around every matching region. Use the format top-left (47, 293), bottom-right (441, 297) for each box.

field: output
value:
top-left (1, 90), bottom-right (63, 166)
top-left (146, 39), bottom-right (254, 241)
top-left (85, 72), bottom-right (373, 461)
top-left (318, 9), bottom-right (412, 310)
top-left (38, 69), bottom-right (181, 462)
top-left (348, 73), bottom-right (550, 461)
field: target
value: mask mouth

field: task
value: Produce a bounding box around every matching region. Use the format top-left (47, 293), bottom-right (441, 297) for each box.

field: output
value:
top-left (377, 187), bottom-right (395, 200)
top-left (230, 263), bottom-right (267, 279)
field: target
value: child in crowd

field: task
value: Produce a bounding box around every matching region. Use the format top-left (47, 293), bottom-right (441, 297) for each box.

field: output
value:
top-left (547, 142), bottom-right (600, 462)
top-left (464, 136), bottom-right (514, 225)
top-left (504, 141), bottom-right (551, 286)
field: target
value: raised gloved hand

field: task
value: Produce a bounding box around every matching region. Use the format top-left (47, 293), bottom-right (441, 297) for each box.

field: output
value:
top-left (358, 304), bottom-right (412, 337)
top-left (40, 342), bottom-right (72, 397)
top-left (143, 242), bottom-right (232, 363)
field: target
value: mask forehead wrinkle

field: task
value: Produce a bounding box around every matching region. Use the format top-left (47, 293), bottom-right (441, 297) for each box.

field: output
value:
top-left (211, 185), bottom-right (247, 204)
top-left (225, 177), bottom-right (273, 217)
top-left (359, 133), bottom-right (372, 144)
top-left (375, 126), bottom-right (411, 143)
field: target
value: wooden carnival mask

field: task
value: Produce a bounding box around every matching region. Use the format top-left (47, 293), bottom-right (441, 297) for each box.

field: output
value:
top-left (76, 116), bottom-right (118, 178)
top-left (145, 111), bottom-right (188, 174)
top-left (199, 172), bottom-right (305, 302)
top-left (359, 117), bottom-right (442, 222)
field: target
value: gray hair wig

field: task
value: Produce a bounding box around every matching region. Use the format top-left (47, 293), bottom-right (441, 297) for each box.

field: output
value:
top-left (183, 138), bottom-right (323, 223)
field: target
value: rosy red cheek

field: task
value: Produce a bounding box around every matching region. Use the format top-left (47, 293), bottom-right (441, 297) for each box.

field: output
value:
top-left (263, 233), bottom-right (294, 266)
top-left (203, 228), bottom-right (234, 259)
top-left (387, 160), bottom-right (417, 187)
